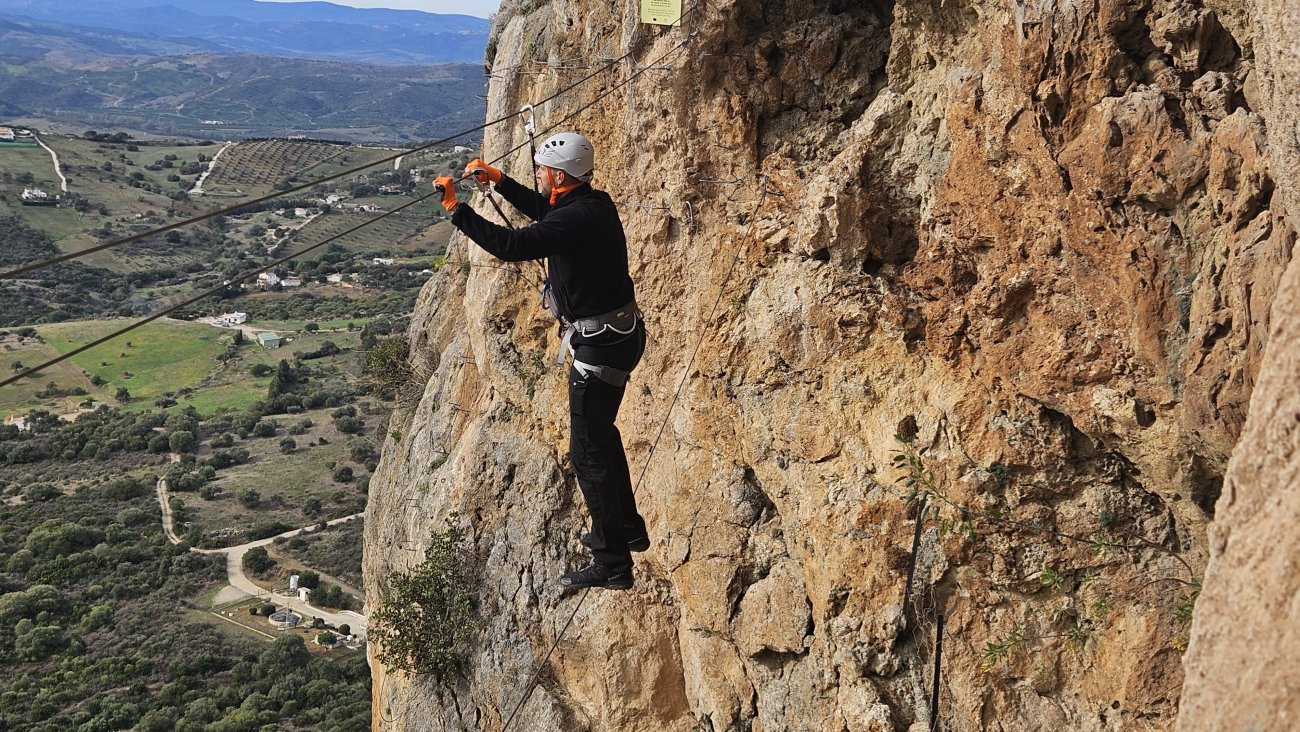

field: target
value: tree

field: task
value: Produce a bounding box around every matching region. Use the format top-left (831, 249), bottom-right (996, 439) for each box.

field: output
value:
top-left (168, 430), bottom-right (197, 453)
top-left (302, 497), bottom-right (322, 517)
top-left (334, 416), bottom-right (364, 434)
top-left (304, 322), bottom-right (319, 332)
top-left (253, 420), bottom-right (278, 438)
top-left (243, 546), bottom-right (273, 574)
top-left (115, 386), bottom-right (131, 403)
top-left (237, 488), bottom-right (261, 508)
top-left (332, 465), bottom-right (353, 483)
top-left (23, 483), bottom-right (59, 502)
top-left (344, 439), bottom-right (374, 463)
top-left (279, 437), bottom-right (296, 453)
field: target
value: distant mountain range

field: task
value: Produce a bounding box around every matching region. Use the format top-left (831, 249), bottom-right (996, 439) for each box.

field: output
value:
top-left (0, 0), bottom-right (490, 65)
top-left (0, 1), bottom-right (491, 141)
top-left (0, 54), bottom-right (487, 141)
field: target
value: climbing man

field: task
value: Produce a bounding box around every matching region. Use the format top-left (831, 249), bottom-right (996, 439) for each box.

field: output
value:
top-left (434, 132), bottom-right (649, 590)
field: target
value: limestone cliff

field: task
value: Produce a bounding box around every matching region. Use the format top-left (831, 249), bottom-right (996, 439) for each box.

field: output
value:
top-left (1177, 0), bottom-right (1300, 729)
top-left (365, 0), bottom-right (1295, 730)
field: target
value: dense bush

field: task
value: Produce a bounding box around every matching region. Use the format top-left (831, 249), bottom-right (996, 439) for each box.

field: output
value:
top-left (0, 408), bottom-right (165, 466)
top-left (0, 485), bottom-right (370, 732)
top-left (371, 518), bottom-right (481, 677)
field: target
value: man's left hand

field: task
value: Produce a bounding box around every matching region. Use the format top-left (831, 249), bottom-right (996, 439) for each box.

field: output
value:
top-left (434, 175), bottom-right (459, 212)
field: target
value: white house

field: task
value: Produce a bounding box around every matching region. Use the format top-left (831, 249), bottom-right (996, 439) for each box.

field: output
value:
top-left (326, 273), bottom-right (344, 284)
top-left (293, 208), bottom-right (309, 217)
top-left (325, 194), bottom-right (341, 205)
top-left (217, 312), bottom-right (248, 326)
top-left (257, 272), bottom-right (281, 288)
top-left (281, 277), bottom-right (303, 288)
top-left (372, 257), bottom-right (394, 266)
top-left (0, 127), bottom-right (14, 141)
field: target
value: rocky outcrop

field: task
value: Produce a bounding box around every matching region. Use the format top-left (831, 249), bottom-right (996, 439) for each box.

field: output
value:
top-left (366, 0), bottom-right (1294, 730)
top-left (1177, 0), bottom-right (1300, 728)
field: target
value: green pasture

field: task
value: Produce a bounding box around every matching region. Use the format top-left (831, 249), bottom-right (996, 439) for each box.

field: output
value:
top-left (1, 135), bottom-right (218, 270)
top-left (39, 318), bottom-right (227, 404)
top-left (0, 144), bottom-right (60, 188)
top-left (0, 315), bottom-right (367, 420)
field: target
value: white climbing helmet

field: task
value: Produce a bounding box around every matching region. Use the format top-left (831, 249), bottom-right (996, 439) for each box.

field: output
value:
top-left (534, 132), bottom-right (594, 182)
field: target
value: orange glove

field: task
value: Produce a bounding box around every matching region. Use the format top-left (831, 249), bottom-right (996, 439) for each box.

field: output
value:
top-left (434, 175), bottom-right (459, 212)
top-left (464, 158), bottom-right (502, 186)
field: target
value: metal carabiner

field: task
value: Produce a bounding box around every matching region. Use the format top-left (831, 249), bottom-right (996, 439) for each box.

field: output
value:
top-left (519, 104), bottom-right (537, 137)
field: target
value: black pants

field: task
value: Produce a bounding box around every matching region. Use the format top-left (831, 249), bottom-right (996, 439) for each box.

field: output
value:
top-left (568, 323), bottom-right (647, 572)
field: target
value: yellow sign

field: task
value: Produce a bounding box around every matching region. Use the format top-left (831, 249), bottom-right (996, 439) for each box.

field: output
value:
top-left (641, 0), bottom-right (682, 26)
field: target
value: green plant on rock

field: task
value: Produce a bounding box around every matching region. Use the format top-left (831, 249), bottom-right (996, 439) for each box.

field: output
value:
top-left (371, 517), bottom-right (483, 678)
top-left (1039, 564), bottom-right (1065, 591)
top-left (1175, 578), bottom-right (1202, 622)
top-left (981, 629), bottom-right (1025, 670)
top-left (891, 435), bottom-right (937, 506)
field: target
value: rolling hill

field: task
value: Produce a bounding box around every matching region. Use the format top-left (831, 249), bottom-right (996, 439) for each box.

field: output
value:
top-left (0, 0), bottom-right (489, 65)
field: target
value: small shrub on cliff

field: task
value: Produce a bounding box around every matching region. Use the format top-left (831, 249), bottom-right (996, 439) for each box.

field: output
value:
top-left (371, 517), bottom-right (482, 678)
top-left (362, 335), bottom-right (427, 406)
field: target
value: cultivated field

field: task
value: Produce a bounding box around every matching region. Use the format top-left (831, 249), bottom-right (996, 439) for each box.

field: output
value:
top-left (204, 140), bottom-right (387, 196)
top-left (285, 210), bottom-right (446, 256)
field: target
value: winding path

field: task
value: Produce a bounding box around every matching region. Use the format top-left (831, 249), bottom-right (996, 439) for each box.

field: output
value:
top-left (156, 467), bottom-right (368, 636)
top-left (31, 132), bottom-right (68, 192)
top-left (190, 141), bottom-right (234, 196)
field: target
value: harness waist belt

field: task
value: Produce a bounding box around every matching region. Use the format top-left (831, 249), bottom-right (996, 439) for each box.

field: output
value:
top-left (556, 299), bottom-right (640, 366)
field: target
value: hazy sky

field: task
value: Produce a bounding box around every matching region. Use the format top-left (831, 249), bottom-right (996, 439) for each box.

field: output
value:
top-left (263, 0), bottom-right (501, 18)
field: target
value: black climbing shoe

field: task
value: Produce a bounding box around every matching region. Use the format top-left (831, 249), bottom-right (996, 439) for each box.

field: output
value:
top-left (581, 531), bottom-right (650, 553)
top-left (559, 562), bottom-right (634, 590)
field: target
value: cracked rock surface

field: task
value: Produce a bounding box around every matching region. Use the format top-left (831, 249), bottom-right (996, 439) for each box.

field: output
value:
top-left (366, 0), bottom-right (1297, 729)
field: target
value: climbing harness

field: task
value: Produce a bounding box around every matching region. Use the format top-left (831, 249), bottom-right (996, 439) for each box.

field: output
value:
top-left (554, 299), bottom-right (642, 386)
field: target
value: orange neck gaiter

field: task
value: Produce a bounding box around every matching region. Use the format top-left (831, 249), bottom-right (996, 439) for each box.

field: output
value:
top-left (547, 168), bottom-right (582, 205)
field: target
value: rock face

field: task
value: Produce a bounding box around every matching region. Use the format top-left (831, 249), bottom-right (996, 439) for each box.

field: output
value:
top-left (365, 0), bottom-right (1295, 730)
top-left (1177, 0), bottom-right (1300, 729)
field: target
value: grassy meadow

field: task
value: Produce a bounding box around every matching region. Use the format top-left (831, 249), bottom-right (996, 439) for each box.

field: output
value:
top-left (0, 317), bottom-right (367, 420)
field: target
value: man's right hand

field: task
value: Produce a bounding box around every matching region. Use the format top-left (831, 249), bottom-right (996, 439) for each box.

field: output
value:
top-left (464, 159), bottom-right (503, 186)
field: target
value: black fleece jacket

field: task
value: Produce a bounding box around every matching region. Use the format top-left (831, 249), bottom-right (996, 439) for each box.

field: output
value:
top-left (450, 174), bottom-right (635, 321)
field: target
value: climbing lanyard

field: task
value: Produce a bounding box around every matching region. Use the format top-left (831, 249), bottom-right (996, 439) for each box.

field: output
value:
top-left (520, 104), bottom-right (540, 197)
top-left (519, 103), bottom-right (549, 288)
